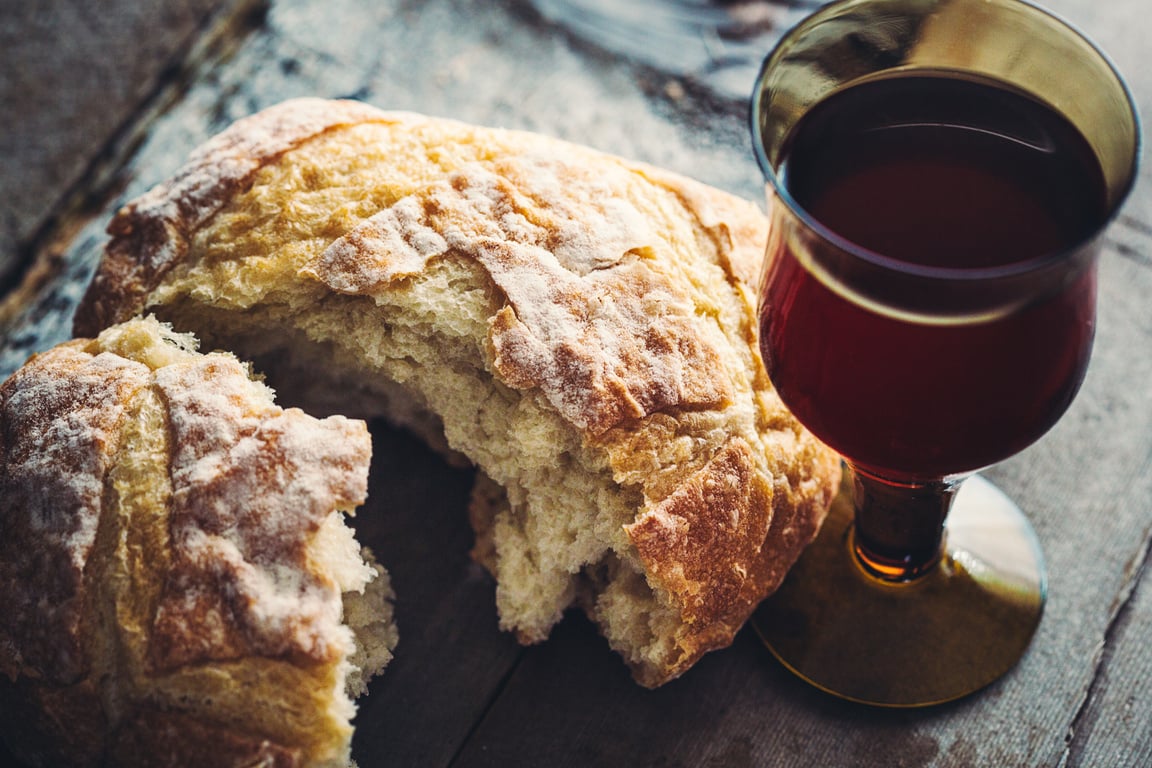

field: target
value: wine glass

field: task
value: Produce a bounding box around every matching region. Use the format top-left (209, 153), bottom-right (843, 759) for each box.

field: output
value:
top-left (750, 0), bottom-right (1140, 707)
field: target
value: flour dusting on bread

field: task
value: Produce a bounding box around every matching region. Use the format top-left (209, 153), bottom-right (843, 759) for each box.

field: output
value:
top-left (0, 316), bottom-right (396, 767)
top-left (74, 99), bottom-right (840, 688)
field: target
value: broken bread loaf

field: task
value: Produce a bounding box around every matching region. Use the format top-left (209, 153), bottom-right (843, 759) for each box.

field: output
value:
top-left (74, 98), bottom-right (841, 687)
top-left (0, 316), bottom-right (397, 767)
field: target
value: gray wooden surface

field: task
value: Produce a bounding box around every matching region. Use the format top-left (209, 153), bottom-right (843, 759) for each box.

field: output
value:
top-left (1, 0), bottom-right (1149, 766)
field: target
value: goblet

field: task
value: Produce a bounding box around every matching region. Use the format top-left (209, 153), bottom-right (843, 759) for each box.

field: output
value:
top-left (750, 0), bottom-right (1140, 706)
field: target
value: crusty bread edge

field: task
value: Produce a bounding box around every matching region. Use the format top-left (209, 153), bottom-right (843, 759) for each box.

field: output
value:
top-left (73, 101), bottom-right (840, 689)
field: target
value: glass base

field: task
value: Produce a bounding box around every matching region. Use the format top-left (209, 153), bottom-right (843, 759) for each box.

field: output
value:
top-left (752, 472), bottom-right (1046, 707)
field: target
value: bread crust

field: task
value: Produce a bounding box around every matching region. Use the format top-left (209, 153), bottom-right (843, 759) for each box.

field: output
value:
top-left (0, 318), bottom-right (382, 766)
top-left (74, 99), bottom-right (840, 686)
top-left (73, 100), bottom-right (403, 337)
top-left (0, 341), bottom-right (149, 686)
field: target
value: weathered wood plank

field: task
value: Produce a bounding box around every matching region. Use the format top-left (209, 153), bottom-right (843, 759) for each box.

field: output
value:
top-left (0, 0), bottom-right (248, 291)
top-left (1042, 0), bottom-right (1152, 224)
top-left (1067, 527), bottom-right (1152, 767)
top-left (526, 0), bottom-right (824, 103)
top-left (1057, 221), bottom-right (1152, 768)
top-left (449, 246), bottom-right (1152, 768)
top-left (0, 0), bottom-right (764, 375)
top-left (0, 0), bottom-right (1149, 766)
top-left (0, 3), bottom-right (767, 765)
top-left (348, 426), bottom-right (524, 768)
top-left (456, 618), bottom-right (986, 767)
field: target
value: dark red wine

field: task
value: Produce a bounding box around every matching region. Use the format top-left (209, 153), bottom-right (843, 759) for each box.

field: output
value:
top-left (760, 73), bottom-right (1108, 479)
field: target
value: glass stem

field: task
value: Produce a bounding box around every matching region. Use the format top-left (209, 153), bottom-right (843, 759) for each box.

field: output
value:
top-left (849, 465), bottom-right (961, 581)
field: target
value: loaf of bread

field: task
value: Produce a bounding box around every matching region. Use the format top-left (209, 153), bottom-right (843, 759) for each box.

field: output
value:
top-left (75, 98), bottom-right (840, 687)
top-left (0, 316), bottom-right (397, 767)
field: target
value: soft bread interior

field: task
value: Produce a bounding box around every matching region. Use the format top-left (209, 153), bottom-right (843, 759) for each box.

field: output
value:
top-left (79, 107), bottom-right (840, 687)
top-left (142, 136), bottom-right (744, 683)
top-left (154, 259), bottom-right (665, 657)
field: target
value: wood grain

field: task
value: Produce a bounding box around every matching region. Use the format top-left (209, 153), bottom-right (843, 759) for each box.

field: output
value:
top-left (0, 0), bottom-right (246, 290)
top-left (0, 0), bottom-right (1148, 765)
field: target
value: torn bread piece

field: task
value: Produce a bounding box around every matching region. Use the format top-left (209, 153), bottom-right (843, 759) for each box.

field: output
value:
top-left (75, 99), bottom-right (840, 687)
top-left (0, 316), bottom-right (397, 767)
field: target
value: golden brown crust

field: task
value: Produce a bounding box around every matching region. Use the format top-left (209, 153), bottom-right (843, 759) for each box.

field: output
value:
top-left (0, 318), bottom-right (378, 766)
top-left (73, 100), bottom-right (840, 687)
top-left (623, 438), bottom-right (775, 677)
top-left (73, 99), bottom-right (408, 337)
top-left (149, 355), bottom-right (369, 671)
top-left (307, 155), bottom-right (734, 436)
top-left (0, 341), bottom-right (150, 685)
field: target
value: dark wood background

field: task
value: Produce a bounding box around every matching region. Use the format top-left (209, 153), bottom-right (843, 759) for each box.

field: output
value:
top-left (1, 1), bottom-right (1149, 765)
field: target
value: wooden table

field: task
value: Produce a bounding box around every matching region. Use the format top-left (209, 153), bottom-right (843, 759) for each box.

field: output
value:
top-left (2, 1), bottom-right (1149, 765)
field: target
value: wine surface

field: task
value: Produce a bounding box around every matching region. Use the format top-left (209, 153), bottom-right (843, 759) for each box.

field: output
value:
top-left (782, 73), bottom-right (1107, 269)
top-left (761, 73), bottom-right (1108, 478)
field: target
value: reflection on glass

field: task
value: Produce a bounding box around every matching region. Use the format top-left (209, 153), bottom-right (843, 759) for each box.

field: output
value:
top-left (750, 0), bottom-right (1139, 707)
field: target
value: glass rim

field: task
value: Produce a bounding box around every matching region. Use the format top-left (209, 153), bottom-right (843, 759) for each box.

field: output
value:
top-left (749, 0), bottom-right (1143, 286)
